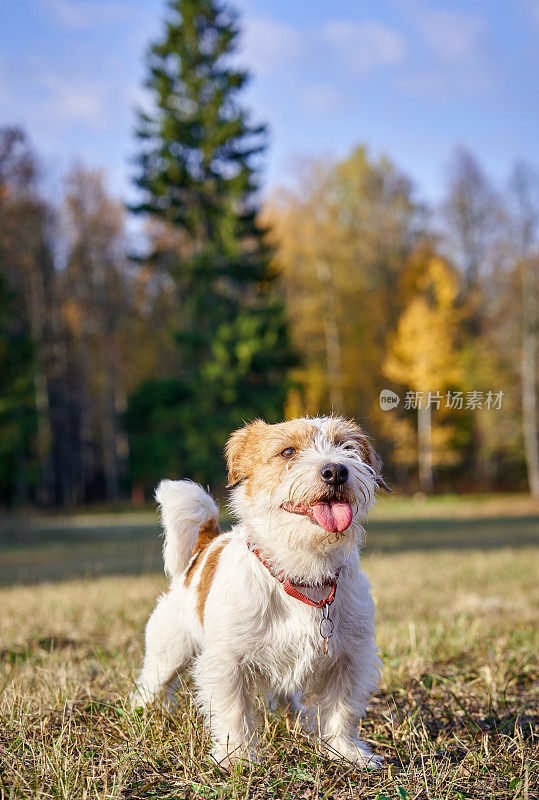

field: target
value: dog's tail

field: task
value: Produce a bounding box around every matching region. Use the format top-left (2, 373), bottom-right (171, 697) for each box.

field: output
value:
top-left (155, 479), bottom-right (220, 579)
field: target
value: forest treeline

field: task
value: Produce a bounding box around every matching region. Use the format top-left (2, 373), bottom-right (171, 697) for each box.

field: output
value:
top-left (266, 147), bottom-right (538, 498)
top-left (0, 0), bottom-right (537, 507)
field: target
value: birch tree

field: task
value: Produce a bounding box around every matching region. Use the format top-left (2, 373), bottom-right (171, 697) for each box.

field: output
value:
top-left (509, 163), bottom-right (539, 497)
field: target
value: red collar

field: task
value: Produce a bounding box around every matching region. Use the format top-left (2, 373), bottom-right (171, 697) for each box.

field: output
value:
top-left (246, 540), bottom-right (341, 609)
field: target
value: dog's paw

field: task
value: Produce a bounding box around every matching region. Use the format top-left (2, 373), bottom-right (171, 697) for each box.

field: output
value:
top-left (129, 686), bottom-right (152, 709)
top-left (211, 742), bottom-right (259, 771)
top-left (358, 750), bottom-right (384, 770)
top-left (324, 737), bottom-right (383, 770)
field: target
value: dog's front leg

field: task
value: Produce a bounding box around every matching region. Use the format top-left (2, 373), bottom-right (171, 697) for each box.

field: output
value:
top-left (194, 649), bottom-right (259, 768)
top-left (314, 647), bottom-right (382, 769)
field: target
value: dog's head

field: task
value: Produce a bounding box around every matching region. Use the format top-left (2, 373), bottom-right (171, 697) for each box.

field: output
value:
top-left (226, 416), bottom-right (389, 550)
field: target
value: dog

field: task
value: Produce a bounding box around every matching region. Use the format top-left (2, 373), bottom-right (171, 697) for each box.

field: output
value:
top-left (131, 416), bottom-right (387, 769)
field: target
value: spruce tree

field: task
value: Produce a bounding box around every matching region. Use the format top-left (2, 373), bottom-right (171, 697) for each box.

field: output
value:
top-left (131, 0), bottom-right (293, 485)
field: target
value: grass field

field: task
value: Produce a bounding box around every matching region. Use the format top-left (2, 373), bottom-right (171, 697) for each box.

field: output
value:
top-left (1, 493), bottom-right (538, 586)
top-left (0, 497), bottom-right (538, 799)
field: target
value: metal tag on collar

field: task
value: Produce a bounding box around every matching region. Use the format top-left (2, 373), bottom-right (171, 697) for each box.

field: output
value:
top-left (319, 602), bottom-right (334, 654)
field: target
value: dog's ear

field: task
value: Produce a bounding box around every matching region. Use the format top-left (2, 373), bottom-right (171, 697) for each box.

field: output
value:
top-left (225, 419), bottom-right (267, 487)
top-left (345, 420), bottom-right (392, 493)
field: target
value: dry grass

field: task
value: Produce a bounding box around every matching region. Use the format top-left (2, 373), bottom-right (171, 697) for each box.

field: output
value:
top-left (1, 546), bottom-right (537, 799)
top-left (370, 493), bottom-right (539, 520)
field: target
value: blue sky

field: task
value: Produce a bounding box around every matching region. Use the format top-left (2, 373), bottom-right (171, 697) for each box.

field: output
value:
top-left (1, 0), bottom-right (538, 205)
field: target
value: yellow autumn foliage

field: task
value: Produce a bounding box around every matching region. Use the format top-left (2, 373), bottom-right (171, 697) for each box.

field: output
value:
top-left (384, 257), bottom-right (461, 393)
top-left (383, 256), bottom-right (463, 468)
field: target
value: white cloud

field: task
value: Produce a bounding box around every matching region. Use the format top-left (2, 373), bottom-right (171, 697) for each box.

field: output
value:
top-left (39, 73), bottom-right (111, 129)
top-left (241, 18), bottom-right (310, 76)
top-left (323, 21), bottom-right (407, 73)
top-left (43, 0), bottom-right (135, 29)
top-left (397, 2), bottom-right (495, 98)
top-left (241, 17), bottom-right (406, 78)
top-left (300, 84), bottom-right (345, 114)
top-left (414, 8), bottom-right (486, 62)
top-left (239, 16), bottom-right (408, 117)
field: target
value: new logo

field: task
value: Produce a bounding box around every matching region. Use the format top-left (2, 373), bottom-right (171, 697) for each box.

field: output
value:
top-left (379, 389), bottom-right (400, 411)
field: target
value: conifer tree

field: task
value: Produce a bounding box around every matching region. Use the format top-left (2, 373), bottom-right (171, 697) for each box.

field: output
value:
top-left (131, 0), bottom-right (293, 485)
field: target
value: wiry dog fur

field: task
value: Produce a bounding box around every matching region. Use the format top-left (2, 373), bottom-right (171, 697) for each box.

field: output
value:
top-left (131, 416), bottom-right (386, 768)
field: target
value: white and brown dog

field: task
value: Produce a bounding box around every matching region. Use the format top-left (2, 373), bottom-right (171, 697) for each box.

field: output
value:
top-left (131, 416), bottom-right (387, 768)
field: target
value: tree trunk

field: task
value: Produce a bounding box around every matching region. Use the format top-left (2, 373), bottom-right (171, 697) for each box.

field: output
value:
top-left (28, 240), bottom-right (56, 505)
top-left (100, 380), bottom-right (120, 503)
top-left (521, 257), bottom-right (539, 497)
top-left (316, 260), bottom-right (344, 413)
top-left (417, 401), bottom-right (433, 494)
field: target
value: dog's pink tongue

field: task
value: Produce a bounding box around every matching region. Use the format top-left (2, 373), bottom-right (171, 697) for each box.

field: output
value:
top-left (311, 502), bottom-right (353, 533)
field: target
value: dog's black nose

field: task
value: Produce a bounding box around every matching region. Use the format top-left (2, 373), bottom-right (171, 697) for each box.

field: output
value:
top-left (320, 462), bottom-right (349, 486)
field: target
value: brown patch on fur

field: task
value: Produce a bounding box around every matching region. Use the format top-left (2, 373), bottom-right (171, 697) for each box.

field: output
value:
top-left (195, 517), bottom-right (220, 551)
top-left (184, 517), bottom-right (221, 588)
top-left (226, 418), bottom-right (317, 497)
top-left (196, 540), bottom-right (227, 623)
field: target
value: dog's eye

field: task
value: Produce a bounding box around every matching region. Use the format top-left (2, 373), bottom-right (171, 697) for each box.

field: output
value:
top-left (342, 442), bottom-right (357, 451)
top-left (280, 447), bottom-right (296, 459)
